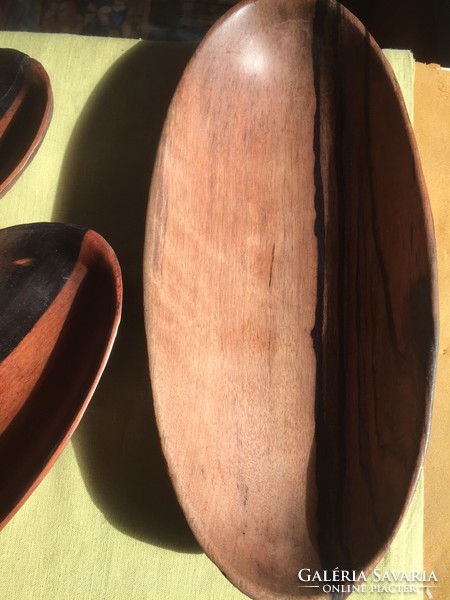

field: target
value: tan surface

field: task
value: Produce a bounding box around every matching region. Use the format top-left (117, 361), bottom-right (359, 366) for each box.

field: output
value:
top-left (415, 62), bottom-right (450, 600)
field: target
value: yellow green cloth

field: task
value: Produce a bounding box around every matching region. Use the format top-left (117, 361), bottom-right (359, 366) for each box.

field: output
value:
top-left (0, 33), bottom-right (422, 599)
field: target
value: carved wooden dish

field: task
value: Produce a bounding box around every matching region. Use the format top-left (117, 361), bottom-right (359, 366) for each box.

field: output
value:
top-left (144, 0), bottom-right (438, 598)
top-left (0, 223), bottom-right (122, 530)
top-left (0, 49), bottom-right (52, 197)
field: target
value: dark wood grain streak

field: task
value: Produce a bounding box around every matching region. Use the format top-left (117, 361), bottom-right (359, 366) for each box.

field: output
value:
top-left (333, 5), bottom-right (350, 580)
top-left (144, 0), bottom-right (438, 598)
top-left (311, 0), bottom-right (331, 577)
top-left (0, 223), bottom-right (122, 530)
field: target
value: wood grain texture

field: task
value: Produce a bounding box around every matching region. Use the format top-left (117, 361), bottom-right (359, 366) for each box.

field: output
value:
top-left (0, 223), bottom-right (122, 530)
top-left (144, 1), bottom-right (438, 598)
top-left (0, 49), bottom-right (52, 197)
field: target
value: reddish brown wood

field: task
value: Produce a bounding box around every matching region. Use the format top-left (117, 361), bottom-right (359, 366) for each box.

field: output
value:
top-left (144, 0), bottom-right (438, 598)
top-left (0, 223), bottom-right (122, 530)
top-left (0, 49), bottom-right (52, 197)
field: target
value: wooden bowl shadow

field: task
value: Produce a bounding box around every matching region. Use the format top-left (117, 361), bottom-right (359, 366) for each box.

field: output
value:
top-left (51, 40), bottom-right (200, 552)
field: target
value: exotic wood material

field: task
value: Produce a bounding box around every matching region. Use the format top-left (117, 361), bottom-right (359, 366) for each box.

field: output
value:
top-left (0, 223), bottom-right (122, 529)
top-left (144, 0), bottom-right (438, 598)
top-left (0, 49), bottom-right (52, 197)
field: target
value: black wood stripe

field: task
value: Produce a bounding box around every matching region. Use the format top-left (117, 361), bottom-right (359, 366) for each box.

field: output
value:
top-left (312, 2), bottom-right (354, 588)
top-left (332, 1), bottom-right (352, 575)
top-left (311, 0), bottom-right (328, 574)
top-left (0, 223), bottom-right (86, 362)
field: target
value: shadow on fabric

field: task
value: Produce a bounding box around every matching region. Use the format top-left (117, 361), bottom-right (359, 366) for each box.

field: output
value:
top-left (52, 40), bottom-right (200, 553)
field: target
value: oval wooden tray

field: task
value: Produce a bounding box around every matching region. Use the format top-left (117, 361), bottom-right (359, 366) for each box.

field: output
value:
top-left (0, 49), bottom-right (52, 197)
top-left (0, 223), bottom-right (122, 530)
top-left (144, 0), bottom-right (438, 597)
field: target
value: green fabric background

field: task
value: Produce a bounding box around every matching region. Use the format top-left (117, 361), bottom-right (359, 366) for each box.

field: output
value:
top-left (0, 33), bottom-right (422, 599)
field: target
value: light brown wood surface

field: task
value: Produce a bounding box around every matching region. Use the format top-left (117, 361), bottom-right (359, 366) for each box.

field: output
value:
top-left (144, 1), bottom-right (437, 598)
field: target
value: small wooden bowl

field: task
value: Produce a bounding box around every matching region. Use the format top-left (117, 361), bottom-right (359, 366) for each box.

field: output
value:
top-left (144, 0), bottom-right (438, 598)
top-left (0, 223), bottom-right (122, 530)
top-left (0, 49), bottom-right (52, 197)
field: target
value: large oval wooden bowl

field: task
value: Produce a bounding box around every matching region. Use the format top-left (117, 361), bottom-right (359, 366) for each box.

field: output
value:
top-left (0, 49), bottom-right (52, 197)
top-left (144, 0), bottom-right (438, 598)
top-left (0, 223), bottom-right (122, 530)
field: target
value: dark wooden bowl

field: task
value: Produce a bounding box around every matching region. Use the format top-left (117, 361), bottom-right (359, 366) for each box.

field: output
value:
top-left (144, 0), bottom-right (438, 598)
top-left (0, 223), bottom-right (122, 530)
top-left (0, 49), bottom-right (52, 197)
